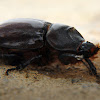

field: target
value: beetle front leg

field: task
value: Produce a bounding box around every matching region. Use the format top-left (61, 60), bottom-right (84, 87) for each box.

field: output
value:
top-left (84, 58), bottom-right (98, 77)
top-left (6, 55), bottom-right (42, 75)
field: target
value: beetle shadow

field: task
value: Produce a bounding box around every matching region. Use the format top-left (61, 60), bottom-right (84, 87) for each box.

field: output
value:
top-left (27, 62), bottom-right (98, 83)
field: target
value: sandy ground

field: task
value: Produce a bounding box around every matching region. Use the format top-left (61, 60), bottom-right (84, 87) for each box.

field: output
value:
top-left (0, 52), bottom-right (100, 100)
top-left (0, 0), bottom-right (100, 100)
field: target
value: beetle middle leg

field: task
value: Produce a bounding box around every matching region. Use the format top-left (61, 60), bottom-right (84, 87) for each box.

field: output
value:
top-left (58, 53), bottom-right (79, 65)
top-left (6, 55), bottom-right (42, 75)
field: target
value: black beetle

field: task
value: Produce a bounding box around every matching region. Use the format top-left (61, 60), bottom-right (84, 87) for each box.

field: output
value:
top-left (0, 18), bottom-right (99, 76)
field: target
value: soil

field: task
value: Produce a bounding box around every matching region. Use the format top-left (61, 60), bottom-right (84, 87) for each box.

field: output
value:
top-left (0, 51), bottom-right (100, 100)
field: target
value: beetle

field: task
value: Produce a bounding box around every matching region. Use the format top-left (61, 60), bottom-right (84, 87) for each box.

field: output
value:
top-left (0, 18), bottom-right (99, 76)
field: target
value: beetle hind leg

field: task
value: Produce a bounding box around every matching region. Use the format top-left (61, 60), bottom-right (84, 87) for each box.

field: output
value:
top-left (6, 55), bottom-right (42, 75)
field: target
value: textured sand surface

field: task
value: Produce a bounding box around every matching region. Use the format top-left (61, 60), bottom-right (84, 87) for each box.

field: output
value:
top-left (0, 0), bottom-right (100, 100)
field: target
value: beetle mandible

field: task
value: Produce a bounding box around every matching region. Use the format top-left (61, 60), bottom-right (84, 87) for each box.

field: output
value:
top-left (0, 18), bottom-right (99, 76)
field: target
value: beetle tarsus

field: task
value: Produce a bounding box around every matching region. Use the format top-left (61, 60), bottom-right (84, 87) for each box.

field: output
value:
top-left (6, 64), bottom-right (24, 75)
top-left (6, 68), bottom-right (17, 75)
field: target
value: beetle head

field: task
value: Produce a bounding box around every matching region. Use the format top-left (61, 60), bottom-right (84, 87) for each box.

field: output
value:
top-left (80, 41), bottom-right (99, 58)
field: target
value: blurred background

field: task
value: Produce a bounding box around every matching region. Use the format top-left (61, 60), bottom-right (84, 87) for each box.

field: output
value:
top-left (0, 1), bottom-right (100, 100)
top-left (0, 0), bottom-right (100, 43)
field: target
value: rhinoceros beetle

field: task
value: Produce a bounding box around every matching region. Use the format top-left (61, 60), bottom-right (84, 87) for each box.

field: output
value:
top-left (0, 18), bottom-right (99, 76)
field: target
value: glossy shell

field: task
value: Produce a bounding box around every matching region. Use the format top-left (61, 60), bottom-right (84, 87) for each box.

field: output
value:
top-left (0, 18), bottom-right (46, 49)
top-left (46, 24), bottom-right (85, 51)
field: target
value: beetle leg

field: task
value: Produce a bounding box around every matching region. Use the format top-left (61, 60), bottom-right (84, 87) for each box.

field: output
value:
top-left (58, 53), bottom-right (83, 65)
top-left (6, 55), bottom-right (42, 75)
top-left (22, 55), bottom-right (42, 67)
top-left (84, 58), bottom-right (98, 77)
top-left (81, 60), bottom-right (90, 71)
